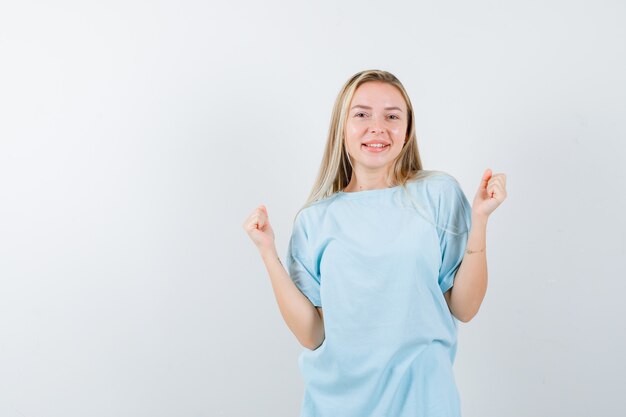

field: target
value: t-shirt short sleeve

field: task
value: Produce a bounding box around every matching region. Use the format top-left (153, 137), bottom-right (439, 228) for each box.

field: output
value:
top-left (436, 177), bottom-right (472, 294)
top-left (285, 212), bottom-right (322, 307)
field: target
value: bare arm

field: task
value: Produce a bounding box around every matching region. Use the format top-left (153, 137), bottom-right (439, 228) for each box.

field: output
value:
top-left (316, 307), bottom-right (324, 322)
top-left (261, 247), bottom-right (325, 350)
top-left (243, 204), bottom-right (325, 350)
top-left (445, 170), bottom-right (506, 322)
top-left (444, 214), bottom-right (488, 322)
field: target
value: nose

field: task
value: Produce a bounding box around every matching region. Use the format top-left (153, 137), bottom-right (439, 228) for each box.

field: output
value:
top-left (370, 123), bottom-right (385, 134)
top-left (370, 116), bottom-right (386, 134)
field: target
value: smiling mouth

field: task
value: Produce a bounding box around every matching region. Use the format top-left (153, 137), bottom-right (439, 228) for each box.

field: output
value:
top-left (362, 143), bottom-right (390, 151)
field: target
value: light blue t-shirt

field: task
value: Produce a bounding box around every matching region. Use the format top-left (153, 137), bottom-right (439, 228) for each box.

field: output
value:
top-left (285, 171), bottom-right (472, 417)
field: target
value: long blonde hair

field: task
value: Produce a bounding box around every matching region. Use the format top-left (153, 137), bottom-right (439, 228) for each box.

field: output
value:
top-left (294, 69), bottom-right (462, 235)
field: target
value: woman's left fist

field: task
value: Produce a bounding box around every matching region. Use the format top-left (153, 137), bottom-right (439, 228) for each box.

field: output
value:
top-left (472, 168), bottom-right (507, 219)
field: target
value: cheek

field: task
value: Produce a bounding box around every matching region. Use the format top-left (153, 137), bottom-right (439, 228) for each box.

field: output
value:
top-left (389, 126), bottom-right (405, 136)
top-left (344, 127), bottom-right (363, 145)
top-left (345, 123), bottom-right (360, 136)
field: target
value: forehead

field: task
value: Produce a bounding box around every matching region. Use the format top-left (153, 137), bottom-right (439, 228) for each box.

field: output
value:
top-left (350, 81), bottom-right (406, 110)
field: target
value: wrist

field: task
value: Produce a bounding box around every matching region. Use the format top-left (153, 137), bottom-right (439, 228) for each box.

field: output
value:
top-left (259, 246), bottom-right (278, 261)
top-left (471, 212), bottom-right (489, 226)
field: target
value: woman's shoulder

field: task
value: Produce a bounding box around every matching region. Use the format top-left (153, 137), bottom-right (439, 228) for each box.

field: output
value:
top-left (402, 170), bottom-right (466, 214)
top-left (292, 193), bottom-right (340, 225)
top-left (405, 169), bottom-right (462, 193)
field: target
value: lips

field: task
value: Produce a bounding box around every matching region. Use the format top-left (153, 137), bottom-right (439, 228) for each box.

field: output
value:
top-left (362, 140), bottom-right (391, 146)
top-left (362, 143), bottom-right (390, 152)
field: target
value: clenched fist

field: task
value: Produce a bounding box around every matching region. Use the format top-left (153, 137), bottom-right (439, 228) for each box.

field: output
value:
top-left (242, 204), bottom-right (275, 253)
top-left (471, 168), bottom-right (507, 220)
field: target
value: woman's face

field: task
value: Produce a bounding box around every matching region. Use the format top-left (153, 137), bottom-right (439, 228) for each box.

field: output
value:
top-left (344, 81), bottom-right (408, 173)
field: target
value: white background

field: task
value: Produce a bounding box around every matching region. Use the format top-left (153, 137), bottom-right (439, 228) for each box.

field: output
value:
top-left (1, 1), bottom-right (625, 416)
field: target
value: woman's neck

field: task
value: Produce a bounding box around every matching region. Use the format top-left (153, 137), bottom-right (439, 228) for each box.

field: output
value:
top-left (343, 176), bottom-right (396, 192)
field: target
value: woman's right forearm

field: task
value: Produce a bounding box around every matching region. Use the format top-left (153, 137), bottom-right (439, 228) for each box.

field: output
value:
top-left (260, 247), bottom-right (324, 350)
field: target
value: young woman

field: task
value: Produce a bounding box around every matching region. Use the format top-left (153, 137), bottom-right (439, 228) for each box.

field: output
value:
top-left (243, 69), bottom-right (507, 417)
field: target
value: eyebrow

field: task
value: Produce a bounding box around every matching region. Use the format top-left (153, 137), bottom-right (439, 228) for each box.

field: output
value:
top-left (350, 104), bottom-right (404, 112)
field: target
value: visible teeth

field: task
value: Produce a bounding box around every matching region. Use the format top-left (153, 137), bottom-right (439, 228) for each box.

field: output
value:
top-left (365, 143), bottom-right (387, 148)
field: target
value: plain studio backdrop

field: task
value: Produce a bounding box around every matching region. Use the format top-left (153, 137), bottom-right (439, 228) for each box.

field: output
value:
top-left (1, 0), bottom-right (625, 416)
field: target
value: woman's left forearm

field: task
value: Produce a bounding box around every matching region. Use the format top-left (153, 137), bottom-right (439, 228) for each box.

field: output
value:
top-left (449, 214), bottom-right (489, 322)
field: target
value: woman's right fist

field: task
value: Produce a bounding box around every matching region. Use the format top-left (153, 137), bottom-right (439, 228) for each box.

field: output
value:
top-left (242, 204), bottom-right (275, 252)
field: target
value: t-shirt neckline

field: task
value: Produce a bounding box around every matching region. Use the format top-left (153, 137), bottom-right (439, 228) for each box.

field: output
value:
top-left (336, 184), bottom-right (402, 199)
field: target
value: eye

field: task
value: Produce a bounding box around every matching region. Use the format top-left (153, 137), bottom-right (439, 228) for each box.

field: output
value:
top-left (388, 114), bottom-right (400, 120)
top-left (354, 112), bottom-right (367, 118)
